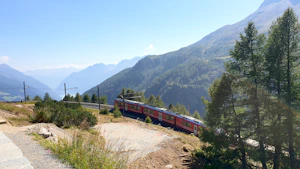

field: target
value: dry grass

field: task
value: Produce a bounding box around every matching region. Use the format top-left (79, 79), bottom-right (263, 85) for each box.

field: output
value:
top-left (83, 107), bottom-right (130, 124)
top-left (33, 129), bottom-right (128, 169)
top-left (0, 102), bottom-right (33, 126)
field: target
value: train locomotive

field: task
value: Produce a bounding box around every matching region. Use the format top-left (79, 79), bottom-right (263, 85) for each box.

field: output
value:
top-left (114, 98), bottom-right (206, 135)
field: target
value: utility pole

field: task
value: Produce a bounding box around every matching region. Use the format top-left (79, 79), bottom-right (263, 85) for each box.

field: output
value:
top-left (97, 86), bottom-right (101, 111)
top-left (122, 89), bottom-right (125, 115)
top-left (23, 81), bottom-right (26, 102)
top-left (64, 83), bottom-right (66, 101)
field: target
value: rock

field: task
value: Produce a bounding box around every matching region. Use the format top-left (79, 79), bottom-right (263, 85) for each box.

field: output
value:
top-left (46, 136), bottom-right (58, 144)
top-left (165, 164), bottom-right (173, 168)
top-left (182, 144), bottom-right (194, 152)
top-left (38, 127), bottom-right (52, 138)
top-left (0, 120), bottom-right (6, 124)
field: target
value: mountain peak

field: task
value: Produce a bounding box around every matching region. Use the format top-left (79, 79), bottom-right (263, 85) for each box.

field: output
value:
top-left (260, 0), bottom-right (299, 8)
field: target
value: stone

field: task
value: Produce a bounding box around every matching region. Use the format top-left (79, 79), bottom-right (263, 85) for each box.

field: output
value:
top-left (38, 127), bottom-right (52, 138)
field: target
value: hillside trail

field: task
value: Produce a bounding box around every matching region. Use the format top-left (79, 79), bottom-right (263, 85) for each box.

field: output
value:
top-left (0, 110), bottom-right (72, 169)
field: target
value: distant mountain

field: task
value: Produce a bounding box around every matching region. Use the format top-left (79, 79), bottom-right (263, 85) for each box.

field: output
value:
top-left (23, 67), bottom-right (81, 89)
top-left (0, 64), bottom-right (60, 101)
top-left (56, 56), bottom-right (143, 97)
top-left (84, 0), bottom-right (300, 115)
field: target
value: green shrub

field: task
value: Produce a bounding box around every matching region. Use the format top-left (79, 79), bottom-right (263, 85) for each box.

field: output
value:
top-left (145, 116), bottom-right (152, 123)
top-left (31, 100), bottom-right (97, 128)
top-left (113, 105), bottom-right (122, 118)
top-left (100, 108), bottom-right (109, 115)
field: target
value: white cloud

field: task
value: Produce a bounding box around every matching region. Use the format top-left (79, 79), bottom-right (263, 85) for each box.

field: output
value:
top-left (0, 56), bottom-right (10, 64)
top-left (22, 64), bottom-right (93, 71)
top-left (144, 44), bottom-right (157, 55)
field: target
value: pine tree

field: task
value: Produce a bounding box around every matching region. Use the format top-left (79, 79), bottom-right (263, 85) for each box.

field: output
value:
top-left (265, 8), bottom-right (300, 168)
top-left (147, 94), bottom-right (156, 106)
top-left (33, 95), bottom-right (42, 102)
top-left (228, 22), bottom-right (267, 168)
top-left (75, 92), bottom-right (82, 102)
top-left (155, 95), bottom-right (164, 108)
top-left (193, 110), bottom-right (201, 120)
top-left (91, 94), bottom-right (98, 103)
top-left (100, 95), bottom-right (107, 104)
top-left (83, 94), bottom-right (91, 102)
top-left (43, 92), bottom-right (52, 102)
top-left (26, 95), bottom-right (31, 101)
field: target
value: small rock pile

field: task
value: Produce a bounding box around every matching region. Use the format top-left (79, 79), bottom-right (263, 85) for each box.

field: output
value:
top-left (37, 126), bottom-right (59, 144)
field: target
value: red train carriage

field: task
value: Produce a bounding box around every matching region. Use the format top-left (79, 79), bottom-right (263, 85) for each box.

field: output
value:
top-left (143, 104), bottom-right (160, 120)
top-left (114, 98), bottom-right (143, 114)
top-left (176, 115), bottom-right (205, 135)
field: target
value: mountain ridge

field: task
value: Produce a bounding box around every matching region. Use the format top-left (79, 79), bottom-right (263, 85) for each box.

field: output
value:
top-left (84, 0), bottom-right (300, 115)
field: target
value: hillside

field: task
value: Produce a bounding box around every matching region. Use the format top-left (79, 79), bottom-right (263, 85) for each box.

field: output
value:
top-left (84, 0), bottom-right (300, 115)
top-left (56, 56), bottom-right (142, 96)
top-left (0, 64), bottom-right (60, 101)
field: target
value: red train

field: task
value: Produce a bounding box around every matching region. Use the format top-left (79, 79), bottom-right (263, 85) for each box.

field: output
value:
top-left (114, 98), bottom-right (206, 135)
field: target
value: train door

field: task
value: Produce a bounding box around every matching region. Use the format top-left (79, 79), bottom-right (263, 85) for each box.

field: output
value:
top-left (159, 113), bottom-right (162, 122)
top-left (125, 104), bottom-right (128, 111)
top-left (194, 125), bottom-right (197, 135)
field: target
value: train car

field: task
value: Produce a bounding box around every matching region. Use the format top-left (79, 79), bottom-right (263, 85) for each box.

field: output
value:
top-left (176, 115), bottom-right (205, 135)
top-left (143, 104), bottom-right (160, 121)
top-left (114, 98), bottom-right (143, 114)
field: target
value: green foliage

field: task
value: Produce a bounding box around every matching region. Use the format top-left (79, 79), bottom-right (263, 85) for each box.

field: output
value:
top-left (145, 116), bottom-right (152, 123)
top-left (198, 10), bottom-right (300, 169)
top-left (91, 94), bottom-right (98, 103)
top-left (100, 108), bottom-right (109, 115)
top-left (75, 92), bottom-right (82, 102)
top-left (168, 103), bottom-right (174, 110)
top-left (26, 95), bottom-right (30, 101)
top-left (192, 110), bottom-right (201, 120)
top-left (83, 94), bottom-right (91, 102)
top-left (31, 100), bottom-right (97, 128)
top-left (100, 95), bottom-right (107, 104)
top-left (113, 104), bottom-right (122, 118)
top-left (33, 95), bottom-right (42, 102)
top-left (34, 131), bottom-right (128, 169)
top-left (147, 94), bottom-right (156, 106)
top-left (43, 92), bottom-right (52, 102)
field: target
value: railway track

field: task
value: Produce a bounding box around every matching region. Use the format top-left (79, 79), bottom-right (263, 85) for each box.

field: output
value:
top-left (65, 101), bottom-right (113, 110)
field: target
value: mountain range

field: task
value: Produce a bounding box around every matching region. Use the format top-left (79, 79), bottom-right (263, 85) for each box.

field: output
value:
top-left (84, 0), bottom-right (300, 115)
top-left (0, 64), bottom-right (60, 101)
top-left (55, 56), bottom-right (143, 96)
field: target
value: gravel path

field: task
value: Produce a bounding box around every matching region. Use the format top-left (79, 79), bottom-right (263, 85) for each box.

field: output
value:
top-left (3, 130), bottom-right (72, 169)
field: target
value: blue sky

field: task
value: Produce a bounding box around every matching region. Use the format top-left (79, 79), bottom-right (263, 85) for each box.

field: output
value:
top-left (0, 0), bottom-right (264, 71)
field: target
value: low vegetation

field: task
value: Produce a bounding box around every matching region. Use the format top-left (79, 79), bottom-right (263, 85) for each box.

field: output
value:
top-left (30, 100), bottom-right (97, 128)
top-left (0, 102), bottom-right (31, 116)
top-left (113, 105), bottom-right (122, 118)
top-left (100, 108), bottom-right (109, 115)
top-left (33, 130), bottom-right (128, 169)
top-left (145, 116), bottom-right (152, 123)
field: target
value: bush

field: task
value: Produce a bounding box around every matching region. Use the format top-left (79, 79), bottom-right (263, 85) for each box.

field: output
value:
top-left (113, 105), bottom-right (122, 118)
top-left (100, 108), bottom-right (109, 115)
top-left (31, 100), bottom-right (97, 128)
top-left (145, 116), bottom-right (152, 123)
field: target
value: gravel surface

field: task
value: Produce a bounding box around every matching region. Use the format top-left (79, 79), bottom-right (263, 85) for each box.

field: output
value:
top-left (98, 122), bottom-right (173, 163)
top-left (3, 129), bottom-right (72, 169)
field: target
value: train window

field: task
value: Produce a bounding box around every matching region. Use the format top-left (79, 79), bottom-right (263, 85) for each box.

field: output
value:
top-left (166, 115), bottom-right (174, 121)
top-left (182, 121), bottom-right (191, 128)
top-left (150, 110), bottom-right (154, 115)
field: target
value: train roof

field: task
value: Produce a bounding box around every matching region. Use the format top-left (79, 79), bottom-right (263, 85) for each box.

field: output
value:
top-left (179, 115), bottom-right (206, 127)
top-left (115, 98), bottom-right (206, 127)
top-left (143, 104), bottom-right (178, 116)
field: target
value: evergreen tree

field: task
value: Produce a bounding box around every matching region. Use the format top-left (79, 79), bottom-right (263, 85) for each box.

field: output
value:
top-left (33, 95), bottom-right (42, 102)
top-left (193, 110), bottom-right (201, 120)
top-left (228, 22), bottom-right (267, 168)
top-left (155, 95), bottom-right (164, 108)
top-left (100, 95), bottom-right (107, 104)
top-left (75, 92), bottom-right (82, 102)
top-left (43, 92), bottom-right (52, 102)
top-left (147, 94), bottom-right (156, 106)
top-left (91, 94), bottom-right (98, 103)
top-left (265, 8), bottom-right (300, 168)
top-left (168, 103), bottom-right (174, 110)
top-left (26, 95), bottom-right (30, 101)
top-left (203, 74), bottom-right (249, 169)
top-left (83, 94), bottom-right (91, 102)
